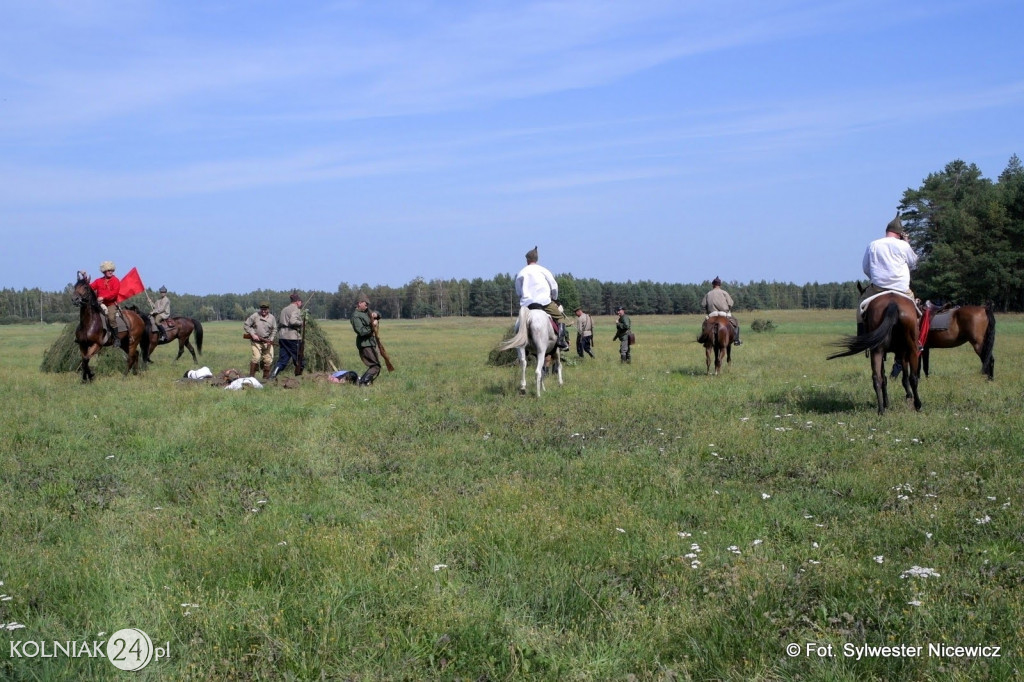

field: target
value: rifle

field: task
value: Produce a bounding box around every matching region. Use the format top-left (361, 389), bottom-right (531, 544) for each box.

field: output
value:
top-left (372, 314), bottom-right (395, 372)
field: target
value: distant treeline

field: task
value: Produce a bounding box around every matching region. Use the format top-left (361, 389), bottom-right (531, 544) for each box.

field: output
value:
top-left (5, 154), bottom-right (1020, 324)
top-left (2, 277), bottom-right (863, 324)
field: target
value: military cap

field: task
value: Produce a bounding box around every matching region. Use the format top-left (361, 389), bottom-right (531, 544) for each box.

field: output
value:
top-left (525, 246), bottom-right (538, 262)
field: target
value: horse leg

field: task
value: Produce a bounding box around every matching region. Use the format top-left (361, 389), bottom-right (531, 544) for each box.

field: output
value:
top-left (705, 344), bottom-right (712, 375)
top-left (554, 349), bottom-right (563, 387)
top-left (906, 352), bottom-right (922, 411)
top-left (871, 350), bottom-right (887, 414)
top-left (517, 348), bottom-right (528, 395)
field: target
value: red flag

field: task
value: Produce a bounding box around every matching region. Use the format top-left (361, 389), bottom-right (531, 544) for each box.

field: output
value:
top-left (117, 267), bottom-right (145, 302)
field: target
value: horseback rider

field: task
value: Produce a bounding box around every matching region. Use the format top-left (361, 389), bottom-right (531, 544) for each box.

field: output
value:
top-left (150, 286), bottom-right (172, 342)
top-left (90, 261), bottom-right (120, 341)
top-left (860, 211), bottom-right (919, 334)
top-left (700, 276), bottom-right (741, 345)
top-left (515, 246), bottom-right (569, 352)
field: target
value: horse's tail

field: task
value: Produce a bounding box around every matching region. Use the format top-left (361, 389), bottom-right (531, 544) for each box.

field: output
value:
top-left (496, 307), bottom-right (530, 351)
top-left (192, 318), bottom-right (204, 355)
top-left (828, 302), bottom-right (900, 359)
top-left (712, 321), bottom-right (723, 352)
top-left (981, 304), bottom-right (995, 379)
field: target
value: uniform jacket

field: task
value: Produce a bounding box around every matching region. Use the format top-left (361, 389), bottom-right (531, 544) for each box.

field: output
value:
top-left (701, 288), bottom-right (734, 315)
top-left (244, 312), bottom-right (277, 342)
top-left (151, 295), bottom-right (171, 322)
top-left (278, 303), bottom-right (304, 341)
top-left (614, 314), bottom-right (632, 339)
top-left (351, 309), bottom-right (377, 348)
top-left (575, 313), bottom-right (594, 337)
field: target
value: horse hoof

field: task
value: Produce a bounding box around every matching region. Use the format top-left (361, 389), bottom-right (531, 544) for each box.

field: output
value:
top-left (519, 388), bottom-right (527, 396)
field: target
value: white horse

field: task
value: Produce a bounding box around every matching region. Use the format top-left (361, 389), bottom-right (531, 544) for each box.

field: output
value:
top-left (497, 306), bottom-right (563, 396)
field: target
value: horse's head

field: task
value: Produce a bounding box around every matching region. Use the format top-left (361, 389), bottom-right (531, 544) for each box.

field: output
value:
top-left (71, 271), bottom-right (95, 308)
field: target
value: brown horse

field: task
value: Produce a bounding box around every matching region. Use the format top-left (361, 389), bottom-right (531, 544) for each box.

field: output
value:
top-left (71, 271), bottom-right (149, 382)
top-left (698, 314), bottom-right (734, 375)
top-left (131, 308), bottom-right (204, 363)
top-left (829, 292), bottom-right (921, 414)
top-left (923, 304), bottom-right (995, 380)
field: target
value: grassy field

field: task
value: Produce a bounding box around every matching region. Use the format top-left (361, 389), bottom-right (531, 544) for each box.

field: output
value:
top-left (1, 311), bottom-right (1022, 681)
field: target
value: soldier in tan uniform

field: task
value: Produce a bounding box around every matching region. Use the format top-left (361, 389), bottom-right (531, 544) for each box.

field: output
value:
top-left (244, 302), bottom-right (277, 379)
top-left (150, 286), bottom-right (172, 342)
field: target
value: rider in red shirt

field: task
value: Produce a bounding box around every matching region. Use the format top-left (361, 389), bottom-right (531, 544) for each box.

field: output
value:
top-left (90, 261), bottom-right (120, 332)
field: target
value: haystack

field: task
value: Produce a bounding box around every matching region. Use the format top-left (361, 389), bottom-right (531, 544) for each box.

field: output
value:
top-left (487, 323), bottom-right (520, 366)
top-left (40, 323), bottom-right (146, 375)
top-left (301, 316), bottom-right (341, 373)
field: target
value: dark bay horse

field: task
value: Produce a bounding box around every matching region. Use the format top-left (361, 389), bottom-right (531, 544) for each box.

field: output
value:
top-left (698, 314), bottom-right (734, 375)
top-left (71, 271), bottom-right (148, 382)
top-left (131, 308), bottom-right (204, 363)
top-left (829, 292), bottom-right (921, 414)
top-left (923, 304), bottom-right (995, 380)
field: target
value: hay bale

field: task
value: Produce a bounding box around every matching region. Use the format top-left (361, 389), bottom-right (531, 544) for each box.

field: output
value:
top-left (487, 323), bottom-right (520, 366)
top-left (40, 322), bottom-right (146, 375)
top-left (301, 317), bottom-right (341, 373)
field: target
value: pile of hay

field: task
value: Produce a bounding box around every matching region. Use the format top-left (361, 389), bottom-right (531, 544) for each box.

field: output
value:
top-left (40, 323), bottom-right (146, 375)
top-left (301, 316), bottom-right (341, 373)
top-left (487, 323), bottom-right (520, 366)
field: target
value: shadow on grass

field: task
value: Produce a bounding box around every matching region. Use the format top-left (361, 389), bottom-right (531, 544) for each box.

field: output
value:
top-left (673, 366), bottom-right (725, 377)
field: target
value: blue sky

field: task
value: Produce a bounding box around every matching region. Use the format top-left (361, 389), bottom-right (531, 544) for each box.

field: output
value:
top-left (2, 0), bottom-right (1022, 295)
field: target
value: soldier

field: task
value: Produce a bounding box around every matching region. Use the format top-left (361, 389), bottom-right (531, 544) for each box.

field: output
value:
top-left (701, 277), bottom-right (741, 345)
top-left (271, 293), bottom-right (304, 379)
top-left (150, 286), bottom-right (172, 342)
top-left (574, 307), bottom-right (595, 358)
top-left (613, 306), bottom-right (632, 363)
top-left (351, 297), bottom-right (381, 387)
top-left (243, 302), bottom-right (277, 379)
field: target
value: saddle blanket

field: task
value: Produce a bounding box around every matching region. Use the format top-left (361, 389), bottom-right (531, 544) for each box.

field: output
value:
top-left (859, 291), bottom-right (920, 316)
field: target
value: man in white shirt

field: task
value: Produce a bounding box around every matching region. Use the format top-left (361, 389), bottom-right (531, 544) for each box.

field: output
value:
top-left (515, 246), bottom-right (569, 351)
top-left (859, 212), bottom-right (919, 331)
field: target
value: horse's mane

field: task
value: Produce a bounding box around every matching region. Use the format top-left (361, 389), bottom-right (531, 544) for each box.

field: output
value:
top-left (75, 273), bottom-right (102, 311)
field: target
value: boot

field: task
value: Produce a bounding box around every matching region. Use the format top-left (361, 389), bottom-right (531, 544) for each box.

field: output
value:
top-left (269, 364), bottom-right (281, 380)
top-left (557, 323), bottom-right (570, 351)
top-left (262, 366), bottom-right (271, 380)
top-left (732, 322), bottom-right (742, 345)
top-left (249, 362), bottom-right (259, 377)
top-left (158, 325), bottom-right (167, 343)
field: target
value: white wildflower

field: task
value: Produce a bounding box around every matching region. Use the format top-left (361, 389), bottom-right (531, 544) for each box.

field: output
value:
top-left (808, 560), bottom-right (821, 565)
top-left (727, 545), bottom-right (741, 555)
top-left (900, 566), bottom-right (940, 579)
top-left (751, 539), bottom-right (763, 546)
top-left (684, 553), bottom-right (698, 559)
top-left (975, 515), bottom-right (991, 525)
top-left (761, 493), bottom-right (771, 500)
top-left (105, 455), bottom-right (115, 460)
top-left (907, 600), bottom-right (922, 607)
top-left (874, 556), bottom-right (884, 564)
top-left (432, 564), bottom-right (448, 572)
top-left (812, 542), bottom-right (819, 549)
top-left (616, 528), bottom-right (626, 533)
top-left (277, 541), bottom-right (288, 546)
top-left (677, 531), bottom-right (692, 538)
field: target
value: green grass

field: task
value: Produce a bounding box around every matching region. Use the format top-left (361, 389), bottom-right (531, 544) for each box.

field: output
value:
top-left (1, 311), bottom-right (1022, 680)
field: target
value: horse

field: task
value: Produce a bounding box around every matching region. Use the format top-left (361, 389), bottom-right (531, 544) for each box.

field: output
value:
top-left (130, 307), bottom-right (204, 363)
top-left (698, 314), bottom-right (734, 375)
top-left (496, 306), bottom-right (563, 396)
top-left (921, 304), bottom-right (995, 380)
top-left (828, 292), bottom-right (922, 414)
top-left (71, 271), bottom-right (149, 382)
